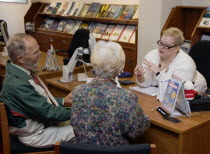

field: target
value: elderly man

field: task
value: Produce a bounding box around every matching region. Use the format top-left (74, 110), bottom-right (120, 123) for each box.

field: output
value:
top-left (0, 33), bottom-right (74, 148)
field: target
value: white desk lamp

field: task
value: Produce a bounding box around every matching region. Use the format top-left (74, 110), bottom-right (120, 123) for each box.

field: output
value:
top-left (60, 33), bottom-right (96, 82)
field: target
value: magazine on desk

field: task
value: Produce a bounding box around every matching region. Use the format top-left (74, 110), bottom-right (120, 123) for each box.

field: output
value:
top-left (161, 78), bottom-right (191, 117)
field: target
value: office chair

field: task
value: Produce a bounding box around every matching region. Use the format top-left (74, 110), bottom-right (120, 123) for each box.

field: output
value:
top-left (0, 102), bottom-right (54, 154)
top-left (62, 28), bottom-right (94, 65)
top-left (189, 40), bottom-right (210, 87)
top-left (54, 142), bottom-right (156, 154)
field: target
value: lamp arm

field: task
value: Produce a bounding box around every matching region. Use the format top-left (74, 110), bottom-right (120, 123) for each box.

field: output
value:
top-left (60, 47), bottom-right (83, 82)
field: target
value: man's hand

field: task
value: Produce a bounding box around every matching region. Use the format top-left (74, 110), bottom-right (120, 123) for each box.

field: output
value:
top-left (64, 92), bottom-right (73, 107)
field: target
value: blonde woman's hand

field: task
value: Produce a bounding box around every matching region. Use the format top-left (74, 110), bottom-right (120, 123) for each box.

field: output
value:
top-left (143, 59), bottom-right (159, 75)
top-left (134, 65), bottom-right (145, 77)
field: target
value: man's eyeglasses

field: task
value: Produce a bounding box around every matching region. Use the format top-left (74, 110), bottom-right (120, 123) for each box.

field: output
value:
top-left (157, 40), bottom-right (178, 49)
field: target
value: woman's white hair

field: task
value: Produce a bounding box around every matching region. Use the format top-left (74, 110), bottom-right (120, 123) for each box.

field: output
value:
top-left (91, 40), bottom-right (125, 78)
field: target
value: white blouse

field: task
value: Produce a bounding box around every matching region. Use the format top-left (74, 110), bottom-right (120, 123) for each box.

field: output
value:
top-left (137, 49), bottom-right (207, 92)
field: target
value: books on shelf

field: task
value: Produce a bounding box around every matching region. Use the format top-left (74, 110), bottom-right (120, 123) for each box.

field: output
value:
top-left (62, 20), bottom-right (75, 33)
top-left (199, 6), bottom-right (210, 27)
top-left (118, 25), bottom-right (136, 42)
top-left (85, 2), bottom-right (102, 18)
top-left (79, 4), bottom-right (90, 17)
top-left (41, 2), bottom-right (139, 21)
top-left (69, 21), bottom-right (82, 34)
top-left (92, 23), bottom-right (108, 38)
top-left (40, 18), bottom-right (55, 30)
top-left (118, 5), bottom-right (137, 19)
top-left (57, 19), bottom-right (68, 32)
top-left (109, 24), bottom-right (126, 41)
top-left (62, 1), bottom-right (74, 16)
top-left (203, 6), bottom-right (210, 18)
top-left (101, 24), bottom-right (116, 39)
top-left (42, 2), bottom-right (57, 14)
top-left (39, 3), bottom-right (137, 45)
top-left (87, 22), bottom-right (98, 33)
top-left (66, 2), bottom-right (77, 16)
top-left (199, 18), bottom-right (210, 27)
top-left (79, 22), bottom-right (89, 29)
top-left (42, 3), bottom-right (50, 13)
top-left (72, 2), bottom-right (85, 16)
top-left (52, 3), bottom-right (62, 14)
top-left (104, 5), bottom-right (123, 19)
top-left (129, 31), bottom-right (136, 44)
top-left (124, 5), bottom-right (138, 19)
top-left (50, 19), bottom-right (60, 31)
top-left (57, 2), bottom-right (69, 15)
top-left (96, 4), bottom-right (110, 18)
top-left (68, 2), bottom-right (80, 16)
top-left (132, 5), bottom-right (139, 20)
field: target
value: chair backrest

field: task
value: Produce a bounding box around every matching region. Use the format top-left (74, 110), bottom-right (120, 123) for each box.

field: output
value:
top-left (63, 28), bottom-right (92, 65)
top-left (189, 40), bottom-right (210, 87)
top-left (55, 142), bottom-right (156, 154)
top-left (0, 102), bottom-right (54, 154)
top-left (68, 28), bottom-right (90, 59)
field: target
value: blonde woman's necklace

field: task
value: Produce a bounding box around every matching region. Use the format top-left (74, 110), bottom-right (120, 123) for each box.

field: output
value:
top-left (158, 63), bottom-right (169, 73)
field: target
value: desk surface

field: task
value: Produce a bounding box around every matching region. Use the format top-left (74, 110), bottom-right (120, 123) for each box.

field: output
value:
top-left (46, 76), bottom-right (209, 134)
top-left (46, 76), bottom-right (210, 154)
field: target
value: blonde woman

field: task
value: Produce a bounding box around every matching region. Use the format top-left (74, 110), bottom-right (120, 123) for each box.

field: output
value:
top-left (134, 27), bottom-right (207, 93)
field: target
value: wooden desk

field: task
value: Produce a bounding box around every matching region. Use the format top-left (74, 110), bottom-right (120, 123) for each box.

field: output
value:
top-left (46, 76), bottom-right (210, 154)
top-left (0, 52), bottom-right (63, 85)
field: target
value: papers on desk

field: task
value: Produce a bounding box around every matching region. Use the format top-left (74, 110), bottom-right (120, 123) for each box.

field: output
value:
top-left (86, 77), bottom-right (95, 83)
top-left (78, 73), bottom-right (87, 81)
top-left (157, 80), bottom-right (168, 102)
top-left (130, 86), bottom-right (158, 96)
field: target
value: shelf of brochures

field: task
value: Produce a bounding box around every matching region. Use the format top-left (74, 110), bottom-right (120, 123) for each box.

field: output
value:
top-left (162, 6), bottom-right (207, 47)
top-left (24, 2), bottom-right (139, 73)
top-left (36, 13), bottom-right (138, 26)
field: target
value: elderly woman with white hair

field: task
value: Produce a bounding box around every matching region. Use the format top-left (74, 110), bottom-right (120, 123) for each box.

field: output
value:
top-left (70, 40), bottom-right (150, 145)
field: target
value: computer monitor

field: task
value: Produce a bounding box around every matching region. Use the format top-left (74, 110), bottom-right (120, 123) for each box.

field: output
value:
top-left (0, 20), bottom-right (9, 42)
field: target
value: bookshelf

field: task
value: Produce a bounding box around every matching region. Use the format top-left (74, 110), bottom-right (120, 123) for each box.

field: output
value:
top-left (162, 6), bottom-right (207, 47)
top-left (24, 2), bottom-right (138, 73)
